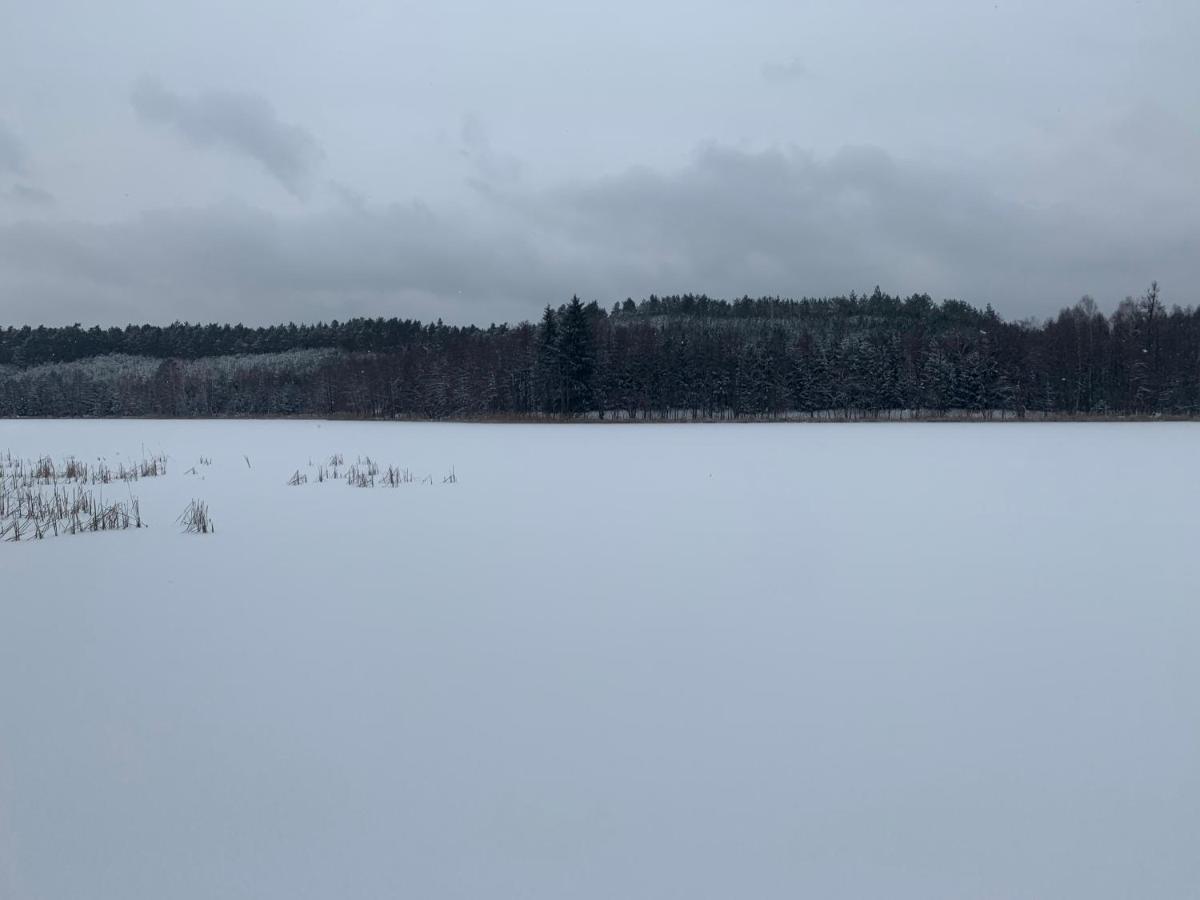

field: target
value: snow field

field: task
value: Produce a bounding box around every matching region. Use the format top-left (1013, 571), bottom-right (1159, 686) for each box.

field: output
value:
top-left (2, 419), bottom-right (1199, 899)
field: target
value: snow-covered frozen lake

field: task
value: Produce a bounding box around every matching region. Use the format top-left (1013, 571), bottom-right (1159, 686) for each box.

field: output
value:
top-left (2, 419), bottom-right (1198, 899)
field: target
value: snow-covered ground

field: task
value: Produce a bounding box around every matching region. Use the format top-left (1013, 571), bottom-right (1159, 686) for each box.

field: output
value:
top-left (2, 419), bottom-right (1198, 900)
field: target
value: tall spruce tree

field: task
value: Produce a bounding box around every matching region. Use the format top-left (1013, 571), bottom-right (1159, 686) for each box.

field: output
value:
top-left (557, 296), bottom-right (596, 415)
top-left (534, 305), bottom-right (562, 414)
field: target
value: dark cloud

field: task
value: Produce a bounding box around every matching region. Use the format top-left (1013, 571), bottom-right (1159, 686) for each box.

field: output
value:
top-left (130, 78), bottom-right (322, 197)
top-left (0, 120), bottom-right (28, 174)
top-left (0, 142), bottom-right (1194, 327)
top-left (762, 57), bottom-right (811, 84)
top-left (502, 142), bottom-right (1193, 311)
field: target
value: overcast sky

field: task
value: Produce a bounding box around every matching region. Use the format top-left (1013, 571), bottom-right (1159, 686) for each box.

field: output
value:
top-left (1, 0), bottom-right (1197, 326)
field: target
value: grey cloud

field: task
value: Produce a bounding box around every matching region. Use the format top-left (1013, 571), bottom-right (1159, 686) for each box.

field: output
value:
top-left (500, 142), bottom-right (1194, 312)
top-left (3, 0), bottom-right (1198, 330)
top-left (326, 180), bottom-right (368, 212)
top-left (762, 57), bottom-right (811, 84)
top-left (0, 201), bottom-right (551, 326)
top-left (1, 141), bottom-right (1195, 327)
top-left (5, 184), bottom-right (54, 207)
top-left (460, 114), bottom-right (522, 188)
top-left (130, 78), bottom-right (322, 197)
top-left (0, 120), bottom-right (28, 174)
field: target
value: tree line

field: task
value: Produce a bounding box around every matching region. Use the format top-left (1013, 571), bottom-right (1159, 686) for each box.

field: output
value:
top-left (2, 285), bottom-right (1198, 419)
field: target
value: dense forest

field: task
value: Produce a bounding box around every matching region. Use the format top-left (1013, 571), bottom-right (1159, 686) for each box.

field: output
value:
top-left (2, 285), bottom-right (1198, 419)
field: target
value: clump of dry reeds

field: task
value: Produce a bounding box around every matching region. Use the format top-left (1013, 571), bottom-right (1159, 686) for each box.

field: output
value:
top-left (1, 449), bottom-right (160, 541)
top-left (382, 465), bottom-right (414, 487)
top-left (177, 499), bottom-right (214, 534)
top-left (139, 456), bottom-right (165, 477)
top-left (346, 462), bottom-right (375, 487)
top-left (1, 483), bottom-right (144, 541)
top-left (288, 451), bottom-right (459, 491)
